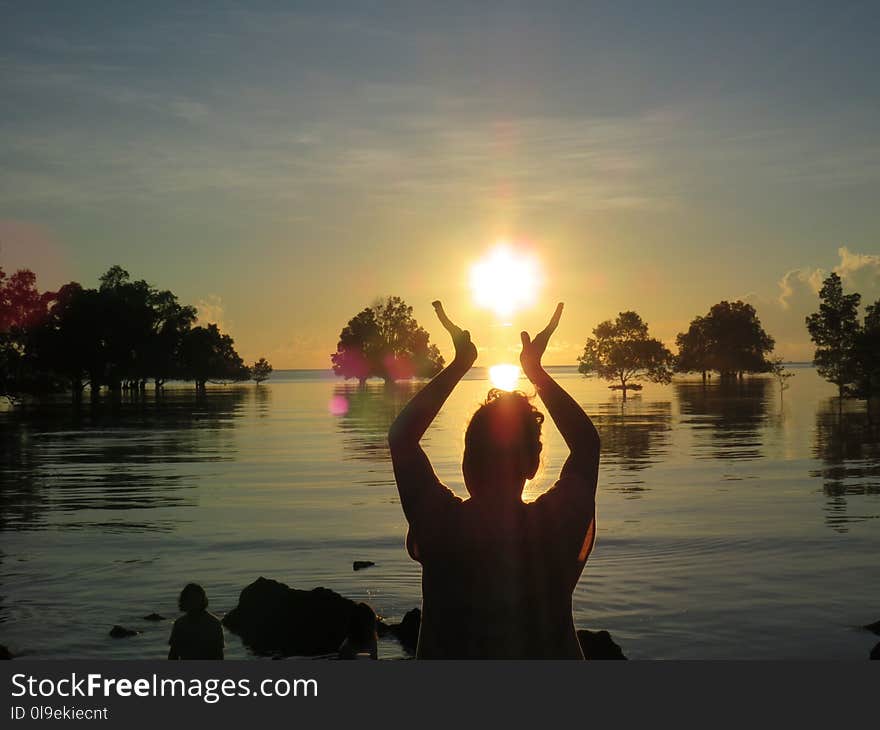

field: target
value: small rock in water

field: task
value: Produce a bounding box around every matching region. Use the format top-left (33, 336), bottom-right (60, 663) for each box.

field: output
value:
top-left (142, 613), bottom-right (166, 621)
top-left (0, 644), bottom-right (12, 660)
top-left (353, 561), bottom-right (376, 572)
top-left (577, 629), bottom-right (627, 660)
top-left (871, 642), bottom-right (879, 660)
top-left (385, 608), bottom-right (421, 653)
top-left (109, 625), bottom-right (140, 638)
top-left (863, 619), bottom-right (880, 635)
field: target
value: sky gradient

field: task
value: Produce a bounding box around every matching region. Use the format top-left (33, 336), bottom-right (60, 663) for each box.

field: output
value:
top-left (2, 1), bottom-right (879, 368)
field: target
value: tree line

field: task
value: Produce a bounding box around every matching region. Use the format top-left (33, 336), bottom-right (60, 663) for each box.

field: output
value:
top-left (333, 279), bottom-right (880, 406)
top-left (0, 265), bottom-right (272, 404)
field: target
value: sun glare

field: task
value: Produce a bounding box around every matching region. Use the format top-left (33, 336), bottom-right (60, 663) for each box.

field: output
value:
top-left (470, 243), bottom-right (542, 319)
top-left (488, 363), bottom-right (521, 391)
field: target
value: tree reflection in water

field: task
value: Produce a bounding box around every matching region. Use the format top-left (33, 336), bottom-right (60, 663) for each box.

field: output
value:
top-left (675, 377), bottom-right (772, 461)
top-left (332, 384), bottom-right (419, 462)
top-left (0, 388), bottom-right (249, 533)
top-left (591, 398), bottom-right (672, 497)
top-left (812, 400), bottom-right (880, 532)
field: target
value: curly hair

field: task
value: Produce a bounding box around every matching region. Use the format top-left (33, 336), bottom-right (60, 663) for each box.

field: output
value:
top-left (178, 583), bottom-right (209, 615)
top-left (463, 389), bottom-right (544, 499)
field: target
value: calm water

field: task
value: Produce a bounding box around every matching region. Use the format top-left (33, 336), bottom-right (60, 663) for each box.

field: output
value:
top-left (1, 366), bottom-right (878, 659)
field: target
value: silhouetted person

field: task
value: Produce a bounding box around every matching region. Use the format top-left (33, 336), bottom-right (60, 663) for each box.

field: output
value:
top-left (337, 602), bottom-right (379, 660)
top-left (168, 583), bottom-right (224, 660)
top-left (389, 302), bottom-right (600, 658)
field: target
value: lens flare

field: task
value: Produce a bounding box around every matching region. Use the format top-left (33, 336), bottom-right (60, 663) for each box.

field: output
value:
top-left (328, 395), bottom-right (349, 416)
top-left (488, 363), bottom-right (521, 391)
top-left (470, 243), bottom-right (541, 319)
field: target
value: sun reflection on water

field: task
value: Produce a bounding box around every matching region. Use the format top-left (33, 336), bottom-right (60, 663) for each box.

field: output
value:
top-left (488, 363), bottom-right (521, 391)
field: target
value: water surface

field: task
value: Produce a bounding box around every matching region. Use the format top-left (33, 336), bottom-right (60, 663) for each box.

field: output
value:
top-left (1, 366), bottom-right (878, 659)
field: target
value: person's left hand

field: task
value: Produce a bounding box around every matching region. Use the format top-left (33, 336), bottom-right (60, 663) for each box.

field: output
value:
top-left (520, 302), bottom-right (563, 381)
top-left (433, 301), bottom-right (477, 367)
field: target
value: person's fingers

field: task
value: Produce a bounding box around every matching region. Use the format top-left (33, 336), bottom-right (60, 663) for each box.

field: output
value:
top-left (432, 300), bottom-right (459, 334)
top-left (520, 331), bottom-right (531, 347)
top-left (543, 302), bottom-right (564, 335)
top-left (462, 330), bottom-right (471, 342)
top-left (532, 303), bottom-right (563, 347)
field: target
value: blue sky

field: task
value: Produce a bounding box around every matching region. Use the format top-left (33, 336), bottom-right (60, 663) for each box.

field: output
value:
top-left (1, 1), bottom-right (878, 366)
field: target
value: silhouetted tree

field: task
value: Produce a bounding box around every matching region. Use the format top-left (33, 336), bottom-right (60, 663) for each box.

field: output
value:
top-left (331, 297), bottom-right (444, 385)
top-left (2, 264), bottom-right (257, 405)
top-left (0, 268), bottom-right (55, 399)
top-left (143, 289), bottom-right (197, 392)
top-left (852, 300), bottom-right (880, 408)
top-left (180, 324), bottom-right (249, 393)
top-left (0, 268), bottom-right (52, 331)
top-left (676, 301), bottom-right (774, 380)
top-left (578, 311), bottom-right (673, 400)
top-left (806, 272), bottom-right (861, 403)
top-left (252, 357), bottom-right (273, 385)
top-left (34, 282), bottom-right (104, 403)
top-left (675, 315), bottom-right (711, 383)
top-left (96, 266), bottom-right (158, 394)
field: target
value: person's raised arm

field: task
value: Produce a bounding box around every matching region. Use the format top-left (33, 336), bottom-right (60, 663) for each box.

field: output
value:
top-left (520, 303), bottom-right (600, 484)
top-left (388, 301), bottom-right (477, 522)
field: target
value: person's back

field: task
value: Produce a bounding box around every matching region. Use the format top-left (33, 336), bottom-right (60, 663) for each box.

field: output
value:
top-left (390, 302), bottom-right (600, 659)
top-left (409, 478), bottom-right (595, 658)
top-left (168, 583), bottom-right (225, 660)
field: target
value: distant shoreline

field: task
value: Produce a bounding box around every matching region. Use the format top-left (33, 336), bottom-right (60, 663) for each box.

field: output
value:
top-left (271, 362), bottom-right (817, 375)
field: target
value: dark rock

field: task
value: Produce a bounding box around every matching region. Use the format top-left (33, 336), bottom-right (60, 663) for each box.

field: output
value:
top-left (577, 629), bottom-right (627, 660)
top-left (353, 561), bottom-right (376, 571)
top-left (0, 644), bottom-right (12, 660)
top-left (109, 625), bottom-right (140, 638)
top-left (871, 642), bottom-right (880, 660)
top-left (864, 620), bottom-right (880, 635)
top-left (384, 608), bottom-right (421, 654)
top-left (142, 613), bottom-right (166, 621)
top-left (222, 577), bottom-right (358, 657)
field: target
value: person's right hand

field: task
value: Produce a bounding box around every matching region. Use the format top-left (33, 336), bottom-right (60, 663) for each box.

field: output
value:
top-left (520, 303), bottom-right (563, 381)
top-left (433, 301), bottom-right (477, 368)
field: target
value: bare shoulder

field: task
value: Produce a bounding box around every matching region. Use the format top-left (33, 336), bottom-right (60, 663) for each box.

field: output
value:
top-left (534, 473), bottom-right (596, 502)
top-left (528, 475), bottom-right (596, 530)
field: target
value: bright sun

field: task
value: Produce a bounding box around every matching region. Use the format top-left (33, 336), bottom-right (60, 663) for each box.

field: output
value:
top-left (470, 243), bottom-right (542, 320)
top-left (489, 363), bottom-right (521, 391)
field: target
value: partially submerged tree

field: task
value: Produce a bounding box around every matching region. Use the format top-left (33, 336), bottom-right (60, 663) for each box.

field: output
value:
top-left (770, 356), bottom-right (795, 408)
top-left (578, 311), bottom-right (673, 400)
top-left (852, 300), bottom-right (880, 408)
top-left (675, 315), bottom-right (712, 383)
top-left (331, 296), bottom-right (444, 385)
top-left (180, 324), bottom-right (250, 393)
top-left (676, 301), bottom-right (774, 380)
top-left (806, 272), bottom-right (861, 403)
top-left (1, 264), bottom-right (253, 404)
top-left (34, 282), bottom-right (104, 403)
top-left (252, 357), bottom-right (273, 385)
top-left (143, 288), bottom-right (197, 391)
top-left (0, 268), bottom-right (55, 400)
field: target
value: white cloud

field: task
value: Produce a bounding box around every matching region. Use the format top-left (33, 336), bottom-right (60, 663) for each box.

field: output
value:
top-left (778, 246), bottom-right (880, 310)
top-left (767, 246), bottom-right (880, 359)
top-left (834, 246), bottom-right (880, 301)
top-left (777, 267), bottom-right (825, 310)
top-left (195, 294), bottom-right (227, 331)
